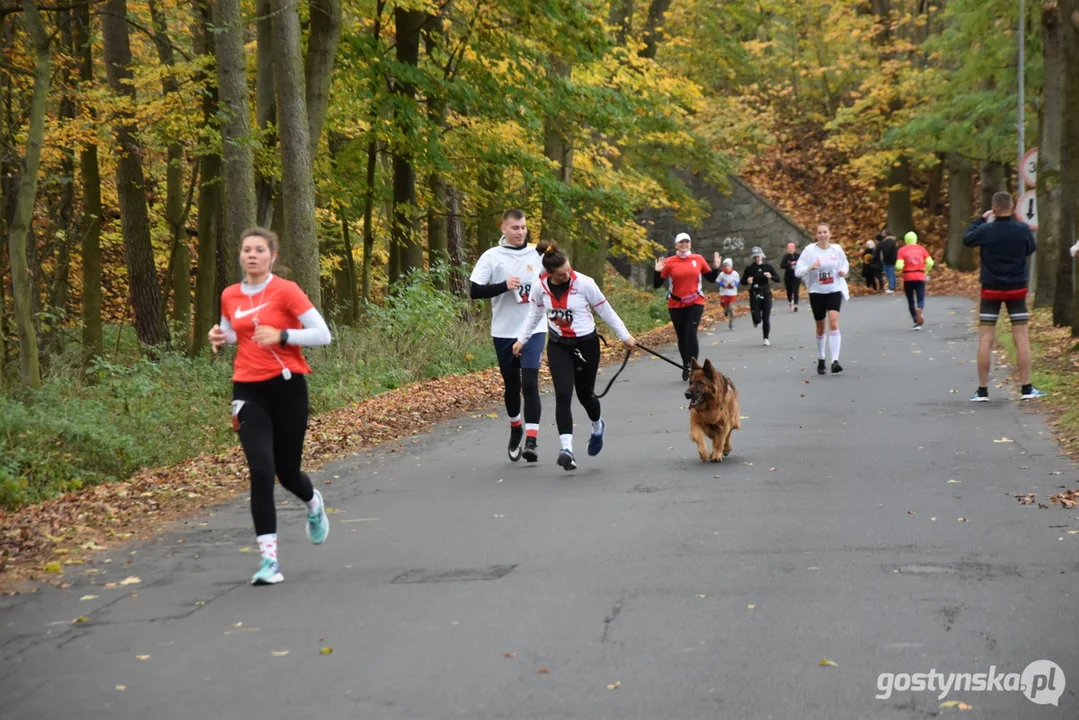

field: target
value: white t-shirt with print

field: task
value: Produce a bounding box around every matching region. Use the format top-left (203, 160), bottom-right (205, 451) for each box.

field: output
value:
top-left (470, 240), bottom-right (546, 338)
top-left (517, 271), bottom-right (630, 343)
top-left (716, 270), bottom-right (740, 297)
top-left (794, 242), bottom-right (850, 299)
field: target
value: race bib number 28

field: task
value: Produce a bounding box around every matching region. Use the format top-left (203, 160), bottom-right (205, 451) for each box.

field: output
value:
top-left (517, 283), bottom-right (531, 303)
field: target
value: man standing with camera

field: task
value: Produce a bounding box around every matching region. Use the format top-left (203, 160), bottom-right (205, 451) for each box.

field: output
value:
top-left (963, 192), bottom-right (1045, 402)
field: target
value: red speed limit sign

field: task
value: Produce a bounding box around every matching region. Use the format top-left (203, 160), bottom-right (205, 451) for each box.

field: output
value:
top-left (1021, 147), bottom-right (1038, 187)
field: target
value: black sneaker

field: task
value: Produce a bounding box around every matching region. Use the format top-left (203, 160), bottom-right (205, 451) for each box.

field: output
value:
top-left (682, 367), bottom-right (690, 382)
top-left (831, 360), bottom-right (843, 374)
top-left (522, 436), bottom-right (539, 462)
top-left (508, 425), bottom-right (524, 462)
top-left (557, 449), bottom-right (577, 471)
top-left (817, 359), bottom-right (826, 375)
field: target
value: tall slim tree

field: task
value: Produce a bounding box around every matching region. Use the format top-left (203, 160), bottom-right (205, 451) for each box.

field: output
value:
top-left (191, 0), bottom-right (221, 356)
top-left (271, 0), bottom-right (321, 305)
top-left (945, 154), bottom-right (976, 271)
top-left (1036, 1), bottom-right (1065, 310)
top-left (392, 6), bottom-right (426, 278)
top-left (101, 0), bottom-right (162, 346)
top-left (7, 0), bottom-right (50, 388)
top-left (306, 0), bottom-right (341, 156)
top-left (215, 0), bottom-right (256, 285)
top-left (149, 0), bottom-right (193, 338)
top-left (1060, 0), bottom-right (1079, 333)
top-left (74, 0), bottom-right (102, 358)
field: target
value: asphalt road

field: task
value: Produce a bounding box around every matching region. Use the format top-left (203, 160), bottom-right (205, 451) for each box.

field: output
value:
top-left (2, 293), bottom-right (1077, 720)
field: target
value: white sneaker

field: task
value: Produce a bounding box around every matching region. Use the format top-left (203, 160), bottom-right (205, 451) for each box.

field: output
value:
top-left (763, 339), bottom-right (771, 346)
top-left (885, 289), bottom-right (895, 295)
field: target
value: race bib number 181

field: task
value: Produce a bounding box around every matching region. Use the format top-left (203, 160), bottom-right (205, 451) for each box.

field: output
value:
top-left (818, 271), bottom-right (834, 285)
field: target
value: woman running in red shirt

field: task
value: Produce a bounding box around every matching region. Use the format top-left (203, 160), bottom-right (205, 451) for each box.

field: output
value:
top-left (208, 227), bottom-right (332, 586)
top-left (653, 232), bottom-right (722, 381)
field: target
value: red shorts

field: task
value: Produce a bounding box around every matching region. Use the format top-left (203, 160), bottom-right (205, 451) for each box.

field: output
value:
top-left (720, 296), bottom-right (736, 308)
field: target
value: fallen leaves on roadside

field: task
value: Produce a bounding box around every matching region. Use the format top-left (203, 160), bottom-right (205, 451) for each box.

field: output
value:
top-left (504, 652), bottom-right (516, 659)
top-left (73, 616), bottom-right (89, 623)
top-left (79, 595), bottom-right (98, 601)
top-left (320, 647), bottom-right (333, 655)
top-left (271, 651), bottom-right (290, 657)
top-left (606, 681), bottom-right (621, 690)
top-left (537, 668), bottom-right (549, 674)
top-left (940, 700), bottom-right (973, 710)
top-left (993, 437), bottom-right (1014, 443)
top-left (1050, 490), bottom-right (1079, 509)
top-left (1011, 493), bottom-right (1037, 505)
top-left (136, 655), bottom-right (150, 660)
top-left (819, 658), bottom-right (838, 668)
top-left (115, 685), bottom-right (126, 692)
top-left (120, 576), bottom-right (140, 586)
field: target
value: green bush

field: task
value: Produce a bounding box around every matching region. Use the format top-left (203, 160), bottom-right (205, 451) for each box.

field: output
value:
top-left (0, 265), bottom-right (664, 510)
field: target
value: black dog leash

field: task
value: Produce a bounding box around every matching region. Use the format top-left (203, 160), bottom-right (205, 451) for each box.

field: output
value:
top-left (591, 336), bottom-right (686, 399)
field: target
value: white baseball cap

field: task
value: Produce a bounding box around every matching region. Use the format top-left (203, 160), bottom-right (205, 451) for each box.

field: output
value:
top-left (674, 232), bottom-right (692, 245)
top-left (722, 258), bottom-right (733, 267)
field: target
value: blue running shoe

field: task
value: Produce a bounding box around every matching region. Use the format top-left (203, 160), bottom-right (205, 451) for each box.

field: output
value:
top-left (252, 557), bottom-right (283, 586)
top-left (1021, 387), bottom-right (1047, 400)
top-left (588, 419), bottom-right (605, 456)
top-left (306, 489), bottom-right (330, 545)
top-left (970, 389), bottom-right (989, 402)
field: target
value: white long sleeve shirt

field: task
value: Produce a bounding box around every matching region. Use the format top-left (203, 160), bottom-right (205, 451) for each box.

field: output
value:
top-left (517, 271), bottom-right (630, 343)
top-left (794, 242), bottom-right (850, 299)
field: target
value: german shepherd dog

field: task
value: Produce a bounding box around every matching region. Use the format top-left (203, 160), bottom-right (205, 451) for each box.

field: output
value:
top-left (685, 358), bottom-right (741, 463)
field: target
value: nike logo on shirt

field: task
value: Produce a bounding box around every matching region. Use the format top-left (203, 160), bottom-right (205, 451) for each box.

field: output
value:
top-left (234, 303), bottom-right (270, 319)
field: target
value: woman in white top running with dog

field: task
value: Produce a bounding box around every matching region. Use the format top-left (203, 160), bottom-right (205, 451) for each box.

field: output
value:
top-left (514, 242), bottom-right (636, 471)
top-left (795, 223), bottom-right (850, 375)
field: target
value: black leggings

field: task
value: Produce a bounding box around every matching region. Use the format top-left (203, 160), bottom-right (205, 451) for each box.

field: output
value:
top-left (501, 368), bottom-right (541, 425)
top-left (750, 290), bottom-right (773, 339)
top-left (669, 304), bottom-right (704, 367)
top-left (233, 374), bottom-right (314, 536)
top-left (547, 336), bottom-right (602, 435)
top-left (784, 273), bottom-right (800, 305)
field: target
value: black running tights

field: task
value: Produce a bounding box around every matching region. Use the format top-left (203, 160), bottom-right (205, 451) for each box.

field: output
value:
top-left (669, 304), bottom-right (705, 367)
top-left (547, 336), bottom-right (602, 435)
top-left (233, 374), bottom-right (314, 536)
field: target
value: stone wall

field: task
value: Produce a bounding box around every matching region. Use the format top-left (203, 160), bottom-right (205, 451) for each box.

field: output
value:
top-left (612, 174), bottom-right (814, 288)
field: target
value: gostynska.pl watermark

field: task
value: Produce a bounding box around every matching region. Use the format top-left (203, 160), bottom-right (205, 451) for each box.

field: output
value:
top-left (876, 660), bottom-right (1065, 706)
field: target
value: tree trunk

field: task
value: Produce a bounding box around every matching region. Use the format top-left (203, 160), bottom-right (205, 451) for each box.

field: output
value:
top-left (979, 160), bottom-right (1006, 212)
top-left (48, 8), bottom-right (77, 350)
top-left (362, 136), bottom-right (377, 304)
top-left (541, 57), bottom-right (582, 274)
top-left (886, 156), bottom-right (915, 240)
top-left (360, 0), bottom-right (385, 303)
top-left (305, 0), bottom-right (341, 157)
top-left (255, 0), bottom-right (276, 227)
top-left (191, 0), bottom-right (221, 356)
top-left (1037, 2), bottom-right (1065, 311)
top-left (946, 153), bottom-right (976, 271)
top-left (215, 0), bottom-right (256, 286)
top-left (101, 0), bottom-right (162, 347)
top-left (149, 0), bottom-right (192, 338)
top-left (1060, 0), bottom-right (1079, 333)
top-left (75, 0), bottom-right (103, 359)
top-left (8, 0), bottom-right (50, 388)
top-left (610, 0), bottom-right (634, 45)
top-left (424, 14), bottom-right (449, 281)
top-left (925, 155), bottom-right (944, 215)
top-left (328, 133), bottom-right (358, 323)
top-left (271, 0), bottom-right (321, 305)
top-left (447, 184), bottom-right (466, 296)
top-left (639, 0), bottom-right (672, 59)
top-left (392, 7), bottom-right (426, 278)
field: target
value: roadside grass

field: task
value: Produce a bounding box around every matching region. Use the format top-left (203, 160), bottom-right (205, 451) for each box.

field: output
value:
top-left (0, 269), bottom-right (671, 510)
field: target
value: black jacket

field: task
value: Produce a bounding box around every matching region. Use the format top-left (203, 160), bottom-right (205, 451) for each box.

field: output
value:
top-left (780, 252), bottom-right (800, 277)
top-left (877, 237), bottom-right (898, 265)
top-left (963, 216), bottom-right (1036, 290)
top-left (742, 262), bottom-right (781, 293)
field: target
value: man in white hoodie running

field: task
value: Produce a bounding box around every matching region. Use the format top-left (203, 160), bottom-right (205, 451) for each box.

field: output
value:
top-left (795, 223), bottom-right (850, 375)
top-left (470, 209), bottom-right (547, 462)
